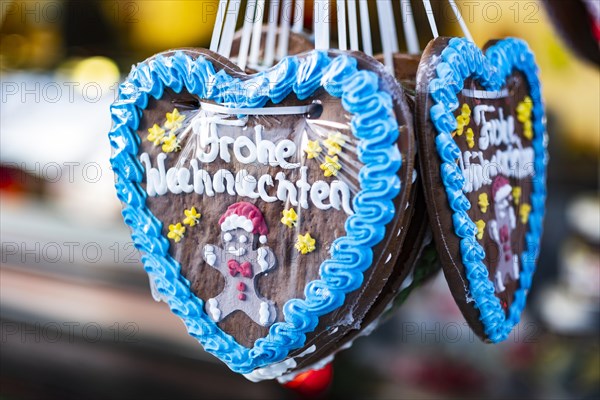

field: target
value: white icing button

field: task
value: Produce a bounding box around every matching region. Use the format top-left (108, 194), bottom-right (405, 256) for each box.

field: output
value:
top-left (224, 232), bottom-right (232, 242)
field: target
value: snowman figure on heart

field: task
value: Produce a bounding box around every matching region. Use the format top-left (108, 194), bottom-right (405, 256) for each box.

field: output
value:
top-left (203, 202), bottom-right (277, 327)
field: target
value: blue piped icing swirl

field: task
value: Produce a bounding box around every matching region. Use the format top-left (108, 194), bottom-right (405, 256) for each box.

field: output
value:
top-left (108, 50), bottom-right (403, 372)
top-left (293, 51), bottom-right (331, 100)
top-left (428, 37), bottom-right (547, 343)
top-left (265, 56), bottom-right (299, 104)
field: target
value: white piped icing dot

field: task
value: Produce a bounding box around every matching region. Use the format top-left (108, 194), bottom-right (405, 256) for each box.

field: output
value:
top-left (208, 298), bottom-right (221, 322)
top-left (259, 235), bottom-right (267, 244)
top-left (259, 302), bottom-right (270, 326)
top-left (224, 232), bottom-right (232, 242)
top-left (239, 235), bottom-right (247, 243)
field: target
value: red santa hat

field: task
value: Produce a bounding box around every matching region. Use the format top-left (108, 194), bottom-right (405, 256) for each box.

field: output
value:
top-left (491, 176), bottom-right (512, 202)
top-left (219, 202), bottom-right (269, 243)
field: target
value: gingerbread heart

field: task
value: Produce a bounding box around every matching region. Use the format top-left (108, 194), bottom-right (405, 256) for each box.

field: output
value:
top-left (416, 37), bottom-right (547, 342)
top-left (109, 48), bottom-right (418, 377)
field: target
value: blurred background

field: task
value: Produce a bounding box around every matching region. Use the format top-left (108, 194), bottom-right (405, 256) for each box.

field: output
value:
top-left (1, 1), bottom-right (598, 399)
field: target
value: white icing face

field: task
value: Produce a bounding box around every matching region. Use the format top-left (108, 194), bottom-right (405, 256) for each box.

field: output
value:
top-left (223, 228), bottom-right (253, 255)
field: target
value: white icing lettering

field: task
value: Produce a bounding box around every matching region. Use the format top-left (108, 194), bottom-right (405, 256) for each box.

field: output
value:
top-left (311, 180), bottom-right (332, 210)
top-left (459, 105), bottom-right (534, 193)
top-left (214, 169), bottom-right (236, 195)
top-left (141, 120), bottom-right (356, 214)
top-left (275, 139), bottom-right (300, 169)
top-left (258, 174), bottom-right (277, 202)
top-left (140, 152), bottom-right (167, 196)
top-left (330, 180), bottom-right (354, 215)
top-left (234, 135), bottom-right (258, 164)
top-left (255, 125), bottom-right (277, 166)
top-left (191, 159), bottom-right (214, 196)
top-left (295, 166), bottom-right (311, 209)
top-left (177, 168), bottom-right (194, 193)
top-left (276, 172), bottom-right (298, 206)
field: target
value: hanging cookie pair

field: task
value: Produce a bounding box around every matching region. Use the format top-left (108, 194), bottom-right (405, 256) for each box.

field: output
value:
top-left (108, 0), bottom-right (548, 383)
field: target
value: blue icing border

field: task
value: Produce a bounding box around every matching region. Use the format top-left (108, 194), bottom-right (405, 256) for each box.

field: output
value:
top-left (428, 37), bottom-right (547, 343)
top-left (109, 50), bottom-right (402, 373)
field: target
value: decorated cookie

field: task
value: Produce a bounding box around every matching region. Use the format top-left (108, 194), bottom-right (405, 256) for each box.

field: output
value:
top-left (109, 48), bottom-right (419, 379)
top-left (416, 37), bottom-right (547, 342)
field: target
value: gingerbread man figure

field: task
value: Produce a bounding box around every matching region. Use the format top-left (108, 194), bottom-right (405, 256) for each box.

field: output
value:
top-left (488, 176), bottom-right (520, 293)
top-left (202, 202), bottom-right (277, 326)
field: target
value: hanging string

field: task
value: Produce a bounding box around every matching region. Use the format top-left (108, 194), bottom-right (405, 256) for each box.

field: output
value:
top-left (314, 0), bottom-right (330, 50)
top-left (358, 0), bottom-right (372, 55)
top-left (237, 0), bottom-right (258, 70)
top-left (218, 0), bottom-right (242, 58)
top-left (337, 0), bottom-right (348, 51)
top-left (200, 101), bottom-right (312, 115)
top-left (347, 0), bottom-right (359, 51)
top-left (447, 0), bottom-right (474, 42)
top-left (400, 0), bottom-right (420, 54)
top-left (422, 0), bottom-right (439, 38)
top-left (210, 0), bottom-right (229, 52)
top-left (292, 0), bottom-right (305, 33)
top-left (277, 0), bottom-right (293, 59)
top-left (248, 0), bottom-right (266, 66)
top-left (263, 0), bottom-right (281, 67)
top-left (376, 0), bottom-right (398, 72)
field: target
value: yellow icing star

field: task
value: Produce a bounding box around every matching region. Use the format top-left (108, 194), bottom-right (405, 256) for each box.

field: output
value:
top-left (162, 133), bottom-right (180, 153)
top-left (320, 155), bottom-right (341, 177)
top-left (516, 96), bottom-right (533, 140)
top-left (147, 124), bottom-right (166, 146)
top-left (465, 127), bottom-right (475, 148)
top-left (295, 232), bottom-right (316, 254)
top-left (523, 120), bottom-right (533, 141)
top-left (281, 208), bottom-right (298, 228)
top-left (478, 193), bottom-right (489, 213)
top-left (520, 203), bottom-right (532, 224)
top-left (512, 187), bottom-right (522, 206)
top-left (168, 223), bottom-right (186, 243)
top-left (454, 103), bottom-right (472, 136)
top-left (323, 132), bottom-right (346, 156)
top-left (475, 220), bottom-right (486, 240)
top-left (183, 207), bottom-right (201, 227)
top-left (455, 116), bottom-right (465, 136)
top-left (304, 140), bottom-right (322, 159)
top-left (461, 103), bottom-right (471, 118)
top-left (516, 96), bottom-right (533, 122)
top-left (165, 108), bottom-right (185, 131)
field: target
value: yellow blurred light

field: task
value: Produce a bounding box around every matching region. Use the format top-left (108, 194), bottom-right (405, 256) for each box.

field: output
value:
top-left (70, 56), bottom-right (120, 93)
top-left (128, 0), bottom-right (219, 51)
